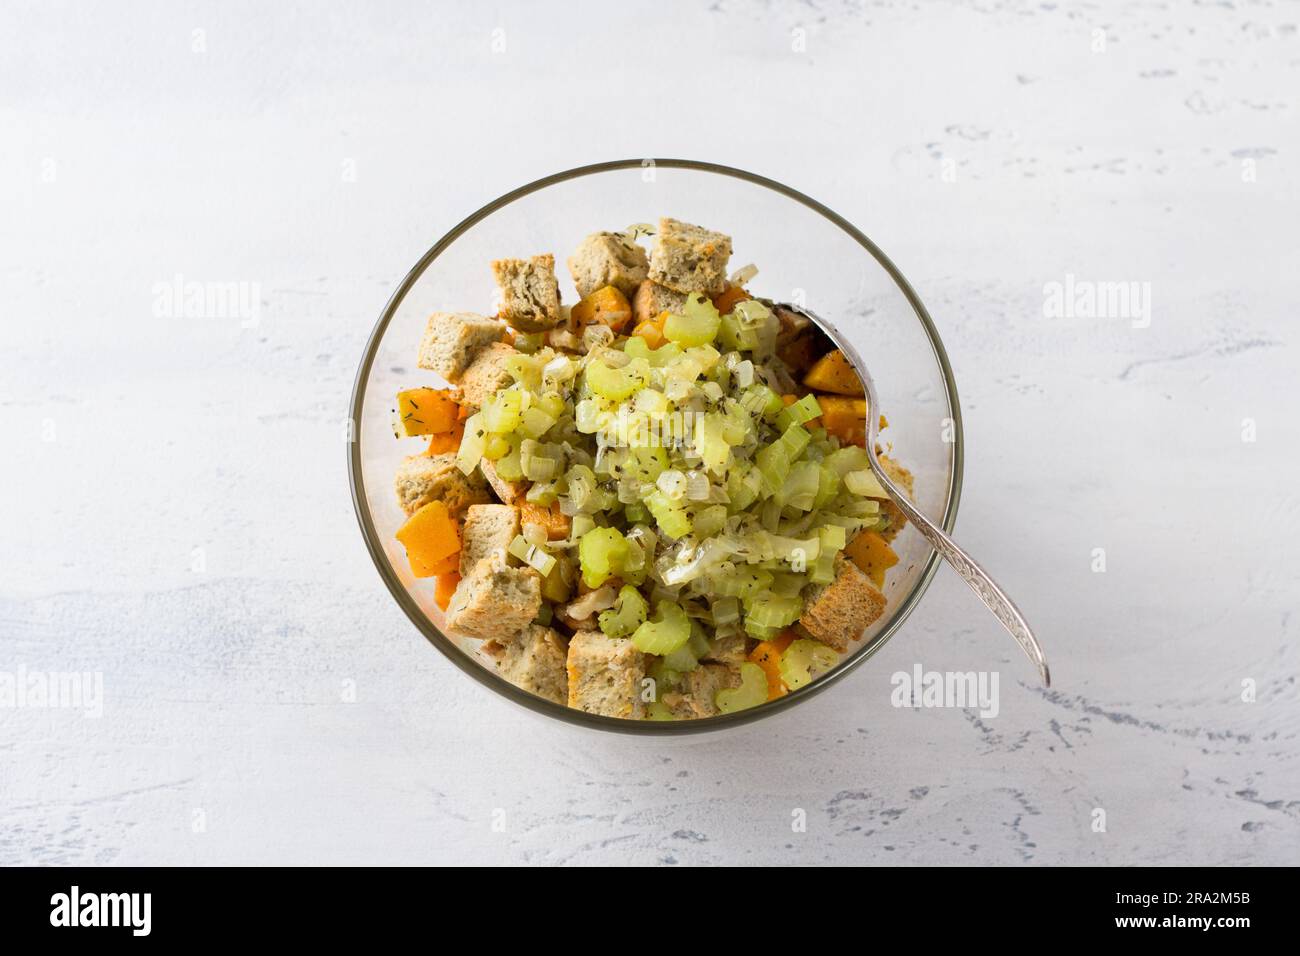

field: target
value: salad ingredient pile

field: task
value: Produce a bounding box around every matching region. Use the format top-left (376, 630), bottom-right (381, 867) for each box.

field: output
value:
top-left (391, 217), bottom-right (914, 720)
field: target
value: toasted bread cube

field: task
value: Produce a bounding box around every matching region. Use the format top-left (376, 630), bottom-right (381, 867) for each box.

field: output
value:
top-left (494, 624), bottom-right (569, 706)
top-left (567, 231), bottom-right (649, 299)
top-left (648, 217), bottom-right (732, 295)
top-left (566, 631), bottom-right (646, 719)
top-left (877, 454), bottom-right (914, 543)
top-left (479, 457), bottom-right (529, 504)
top-left (394, 452), bottom-right (492, 517)
top-left (799, 555), bottom-right (886, 652)
top-left (519, 500), bottom-right (570, 541)
top-left (702, 631), bottom-right (749, 665)
top-left (663, 664), bottom-right (742, 719)
top-left (631, 280), bottom-right (687, 326)
top-left (491, 254), bottom-right (562, 332)
top-left (445, 555), bottom-right (542, 640)
top-left (417, 312), bottom-right (505, 383)
top-left (458, 341), bottom-right (518, 409)
top-left (459, 503), bottom-right (521, 577)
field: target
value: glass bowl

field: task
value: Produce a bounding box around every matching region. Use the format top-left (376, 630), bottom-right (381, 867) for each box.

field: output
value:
top-left (348, 159), bottom-right (963, 735)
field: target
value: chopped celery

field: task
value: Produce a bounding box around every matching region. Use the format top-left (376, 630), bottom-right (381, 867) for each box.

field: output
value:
top-left (518, 406), bottom-right (557, 439)
top-left (647, 701), bottom-right (677, 721)
top-left (818, 524), bottom-right (847, 552)
top-left (779, 639), bottom-right (839, 690)
top-left (493, 441), bottom-right (524, 481)
top-left (711, 596), bottom-right (740, 626)
top-left (586, 360), bottom-right (641, 401)
top-left (578, 526), bottom-right (629, 587)
top-left (662, 644), bottom-right (699, 672)
top-left (455, 413), bottom-right (487, 475)
top-left (693, 504), bottom-right (728, 539)
top-left (481, 390), bottom-right (524, 434)
top-left (663, 294), bottom-right (721, 347)
top-left (745, 594), bottom-right (802, 629)
top-left (824, 445), bottom-right (870, 477)
top-left (598, 584), bottom-right (649, 638)
top-left (541, 559), bottom-right (572, 603)
top-left (646, 656), bottom-right (683, 693)
top-left (483, 434), bottom-right (511, 461)
top-left (508, 535), bottom-right (557, 576)
top-left (631, 600), bottom-right (692, 655)
top-left (520, 439), bottom-right (560, 481)
top-left (780, 460), bottom-right (821, 511)
top-left (740, 384), bottom-right (784, 420)
top-left (775, 393), bottom-right (823, 431)
top-left (695, 413), bottom-right (731, 474)
top-left (813, 464), bottom-right (841, 509)
top-left (507, 353), bottom-right (543, 389)
top-left (845, 468), bottom-right (888, 498)
top-left (645, 489), bottom-right (692, 539)
top-left (716, 662), bottom-right (768, 713)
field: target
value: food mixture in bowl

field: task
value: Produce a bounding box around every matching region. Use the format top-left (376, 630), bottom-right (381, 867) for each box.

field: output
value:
top-left (390, 217), bottom-right (914, 720)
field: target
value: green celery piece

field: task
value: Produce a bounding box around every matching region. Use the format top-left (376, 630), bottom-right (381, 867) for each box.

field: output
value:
top-left (696, 413), bottom-right (731, 474)
top-left (578, 526), bottom-right (629, 587)
top-left (598, 584), bottom-right (649, 638)
top-left (781, 460), bottom-right (821, 511)
top-left (508, 535), bottom-right (557, 576)
top-left (775, 393), bottom-right (823, 431)
top-left (664, 294), bottom-right (721, 347)
top-left (631, 601), bottom-right (692, 655)
top-left (693, 504), bottom-right (728, 539)
top-left (456, 412), bottom-right (487, 475)
top-left (585, 360), bottom-right (640, 401)
top-left (716, 662), bottom-right (768, 713)
top-left (645, 489), bottom-right (691, 539)
top-left (779, 639), bottom-right (839, 690)
top-left (745, 594), bottom-right (803, 628)
top-left (647, 701), bottom-right (677, 721)
top-left (661, 644), bottom-right (699, 672)
top-left (813, 464), bottom-right (841, 509)
top-left (824, 445), bottom-right (870, 477)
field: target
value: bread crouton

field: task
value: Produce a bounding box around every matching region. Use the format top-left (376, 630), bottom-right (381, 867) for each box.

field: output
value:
top-left (877, 454), bottom-right (914, 543)
top-left (491, 254), bottom-right (562, 332)
top-left (702, 630), bottom-right (749, 665)
top-left (494, 624), bottom-right (569, 706)
top-left (459, 503), bottom-right (520, 577)
top-left (416, 312), bottom-right (505, 383)
top-left (566, 631), bottom-right (646, 719)
top-left (648, 217), bottom-right (732, 295)
top-left (631, 280), bottom-right (687, 326)
top-left (479, 457), bottom-right (529, 504)
top-left (394, 453), bottom-right (492, 517)
top-left (663, 664), bottom-right (742, 719)
top-left (799, 555), bottom-right (886, 652)
top-left (444, 555), bottom-right (542, 640)
top-left (458, 341), bottom-right (518, 409)
top-left (567, 231), bottom-right (649, 299)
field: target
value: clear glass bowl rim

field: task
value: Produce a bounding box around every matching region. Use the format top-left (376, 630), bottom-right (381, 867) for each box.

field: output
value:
top-left (347, 158), bottom-right (964, 736)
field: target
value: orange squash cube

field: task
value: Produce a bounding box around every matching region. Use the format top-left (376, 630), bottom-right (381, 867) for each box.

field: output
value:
top-left (396, 500), bottom-right (461, 578)
top-left (844, 529), bottom-right (899, 588)
top-left (570, 285), bottom-right (633, 333)
top-left (802, 350), bottom-right (864, 396)
top-left (396, 388), bottom-right (460, 437)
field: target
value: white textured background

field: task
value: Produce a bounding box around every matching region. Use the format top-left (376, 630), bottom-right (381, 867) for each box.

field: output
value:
top-left (2, 0), bottom-right (1297, 865)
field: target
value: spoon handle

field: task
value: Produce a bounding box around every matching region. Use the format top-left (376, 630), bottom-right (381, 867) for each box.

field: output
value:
top-left (870, 464), bottom-right (1051, 687)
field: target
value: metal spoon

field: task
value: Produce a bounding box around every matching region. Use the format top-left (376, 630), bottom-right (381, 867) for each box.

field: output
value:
top-left (775, 303), bottom-right (1051, 687)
